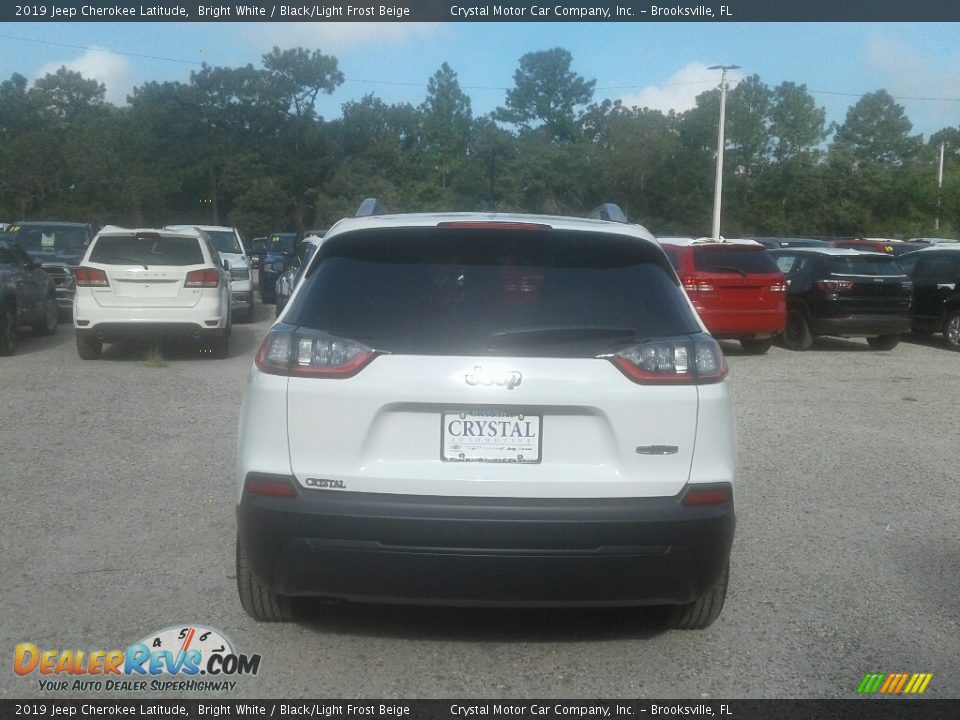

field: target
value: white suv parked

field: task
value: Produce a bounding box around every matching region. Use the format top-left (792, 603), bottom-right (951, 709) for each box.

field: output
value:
top-left (236, 205), bottom-right (737, 628)
top-left (165, 225), bottom-right (254, 323)
top-left (73, 227), bottom-right (231, 358)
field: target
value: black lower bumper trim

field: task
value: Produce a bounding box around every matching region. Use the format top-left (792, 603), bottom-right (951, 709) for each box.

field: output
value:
top-left (237, 486), bottom-right (735, 606)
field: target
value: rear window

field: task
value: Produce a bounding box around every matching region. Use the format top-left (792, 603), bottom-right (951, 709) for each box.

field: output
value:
top-left (912, 254), bottom-right (960, 284)
top-left (89, 235), bottom-right (204, 266)
top-left (828, 255), bottom-right (904, 276)
top-left (205, 230), bottom-right (242, 254)
top-left (8, 225), bottom-right (88, 255)
top-left (287, 228), bottom-right (700, 356)
top-left (693, 247), bottom-right (780, 274)
top-left (268, 234), bottom-right (297, 253)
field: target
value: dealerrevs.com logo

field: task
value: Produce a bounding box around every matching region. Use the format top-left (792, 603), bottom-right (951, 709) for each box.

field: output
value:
top-left (14, 625), bottom-right (261, 692)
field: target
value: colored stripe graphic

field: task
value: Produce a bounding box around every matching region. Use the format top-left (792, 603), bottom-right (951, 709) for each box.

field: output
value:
top-left (858, 672), bottom-right (933, 694)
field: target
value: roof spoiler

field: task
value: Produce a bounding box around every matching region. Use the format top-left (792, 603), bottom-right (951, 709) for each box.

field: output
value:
top-left (355, 198), bottom-right (389, 217)
top-left (588, 203), bottom-right (628, 224)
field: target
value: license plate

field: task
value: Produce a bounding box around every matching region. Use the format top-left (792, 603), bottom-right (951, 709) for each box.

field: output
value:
top-left (441, 410), bottom-right (542, 463)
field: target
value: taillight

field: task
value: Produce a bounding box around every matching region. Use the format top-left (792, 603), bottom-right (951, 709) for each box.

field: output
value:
top-left (255, 329), bottom-right (379, 378)
top-left (74, 266), bottom-right (109, 287)
top-left (606, 335), bottom-right (727, 385)
top-left (682, 276), bottom-right (714, 293)
top-left (184, 269), bottom-right (220, 288)
top-left (816, 280), bottom-right (854, 294)
top-left (770, 281), bottom-right (787, 292)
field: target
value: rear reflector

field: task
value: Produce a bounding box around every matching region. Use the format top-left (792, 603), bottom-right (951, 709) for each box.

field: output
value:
top-left (682, 485), bottom-right (733, 506)
top-left (74, 267), bottom-right (109, 287)
top-left (245, 474), bottom-right (298, 498)
top-left (607, 335), bottom-right (727, 385)
top-left (185, 269), bottom-right (220, 288)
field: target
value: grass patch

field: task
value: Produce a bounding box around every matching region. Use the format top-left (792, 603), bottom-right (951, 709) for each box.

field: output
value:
top-left (143, 344), bottom-right (167, 368)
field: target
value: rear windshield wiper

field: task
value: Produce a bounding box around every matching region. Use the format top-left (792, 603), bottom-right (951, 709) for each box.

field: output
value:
top-left (486, 327), bottom-right (638, 348)
top-left (97, 256), bottom-right (149, 269)
top-left (703, 265), bottom-right (747, 275)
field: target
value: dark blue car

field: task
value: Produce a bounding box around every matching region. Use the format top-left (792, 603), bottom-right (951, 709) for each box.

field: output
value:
top-left (259, 232), bottom-right (298, 304)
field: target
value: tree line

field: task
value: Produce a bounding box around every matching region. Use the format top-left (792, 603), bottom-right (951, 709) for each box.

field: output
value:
top-left (1, 46), bottom-right (957, 241)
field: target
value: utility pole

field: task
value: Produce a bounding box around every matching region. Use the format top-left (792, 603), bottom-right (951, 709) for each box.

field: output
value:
top-left (708, 64), bottom-right (740, 240)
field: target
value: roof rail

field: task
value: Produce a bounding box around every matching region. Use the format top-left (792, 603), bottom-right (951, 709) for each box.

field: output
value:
top-left (355, 197), bottom-right (389, 217)
top-left (588, 203), bottom-right (628, 224)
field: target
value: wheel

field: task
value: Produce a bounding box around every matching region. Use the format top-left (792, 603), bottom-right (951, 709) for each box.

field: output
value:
top-left (207, 314), bottom-right (231, 359)
top-left (0, 302), bottom-right (17, 356)
top-left (210, 333), bottom-right (230, 359)
top-left (740, 337), bottom-right (773, 355)
top-left (76, 333), bottom-right (102, 360)
top-left (781, 310), bottom-right (813, 351)
top-left (944, 311), bottom-right (960, 352)
top-left (236, 538), bottom-right (293, 622)
top-left (669, 563), bottom-right (729, 630)
top-left (33, 294), bottom-right (59, 336)
top-left (240, 297), bottom-right (255, 324)
top-left (866, 334), bottom-right (900, 351)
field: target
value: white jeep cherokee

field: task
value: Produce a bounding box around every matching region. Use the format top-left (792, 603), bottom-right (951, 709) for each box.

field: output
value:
top-left (236, 206), bottom-right (737, 628)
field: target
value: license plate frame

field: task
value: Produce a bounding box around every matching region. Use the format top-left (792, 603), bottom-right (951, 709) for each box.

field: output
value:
top-left (440, 409), bottom-right (542, 464)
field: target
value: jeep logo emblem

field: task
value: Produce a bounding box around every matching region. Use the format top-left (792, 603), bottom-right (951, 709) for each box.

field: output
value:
top-left (465, 366), bottom-right (522, 390)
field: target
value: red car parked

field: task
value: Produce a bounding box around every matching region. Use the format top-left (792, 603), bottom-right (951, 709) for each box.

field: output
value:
top-left (659, 237), bottom-right (787, 354)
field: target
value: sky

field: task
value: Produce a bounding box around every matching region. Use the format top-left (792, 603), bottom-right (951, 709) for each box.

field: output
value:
top-left (1, 21), bottom-right (959, 139)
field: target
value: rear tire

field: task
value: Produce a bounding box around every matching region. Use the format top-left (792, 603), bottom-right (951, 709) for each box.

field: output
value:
top-left (33, 294), bottom-right (59, 336)
top-left (0, 302), bottom-right (17, 356)
top-left (669, 563), bottom-right (729, 630)
top-left (866, 334), bottom-right (900, 351)
top-left (740, 337), bottom-right (773, 355)
top-left (236, 538), bottom-right (293, 622)
top-left (76, 333), bottom-right (102, 360)
top-left (944, 311), bottom-right (960, 352)
top-left (781, 310), bottom-right (813, 351)
top-left (240, 297), bottom-right (255, 324)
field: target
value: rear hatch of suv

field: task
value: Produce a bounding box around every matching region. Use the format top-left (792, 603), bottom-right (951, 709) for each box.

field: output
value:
top-left (820, 254), bottom-right (912, 315)
top-left (685, 244), bottom-right (785, 336)
top-left (268, 224), bottom-right (726, 499)
top-left (81, 232), bottom-right (211, 308)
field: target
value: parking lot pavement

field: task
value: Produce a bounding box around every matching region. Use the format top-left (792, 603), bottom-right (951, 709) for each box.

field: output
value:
top-left (1, 322), bottom-right (958, 699)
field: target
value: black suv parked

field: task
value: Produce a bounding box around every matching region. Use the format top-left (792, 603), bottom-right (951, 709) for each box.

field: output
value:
top-left (5, 222), bottom-right (94, 318)
top-left (769, 248), bottom-right (912, 351)
top-left (898, 248), bottom-right (960, 351)
top-left (0, 237), bottom-right (59, 355)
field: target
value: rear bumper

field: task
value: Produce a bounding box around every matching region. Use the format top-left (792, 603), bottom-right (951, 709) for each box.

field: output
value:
top-left (76, 323), bottom-right (227, 343)
top-left (699, 308), bottom-right (786, 338)
top-left (810, 314), bottom-right (911, 337)
top-left (237, 483), bottom-right (735, 606)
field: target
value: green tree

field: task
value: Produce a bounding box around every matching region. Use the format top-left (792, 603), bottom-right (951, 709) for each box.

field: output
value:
top-left (833, 90), bottom-right (921, 166)
top-left (495, 48), bottom-right (595, 142)
top-left (421, 62), bottom-right (472, 191)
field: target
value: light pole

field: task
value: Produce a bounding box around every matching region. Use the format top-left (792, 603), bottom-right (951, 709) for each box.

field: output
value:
top-left (708, 64), bottom-right (740, 240)
top-left (936, 141), bottom-right (945, 232)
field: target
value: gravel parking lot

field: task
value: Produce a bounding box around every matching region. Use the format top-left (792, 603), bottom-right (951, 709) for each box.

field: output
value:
top-left (1, 299), bottom-right (958, 699)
